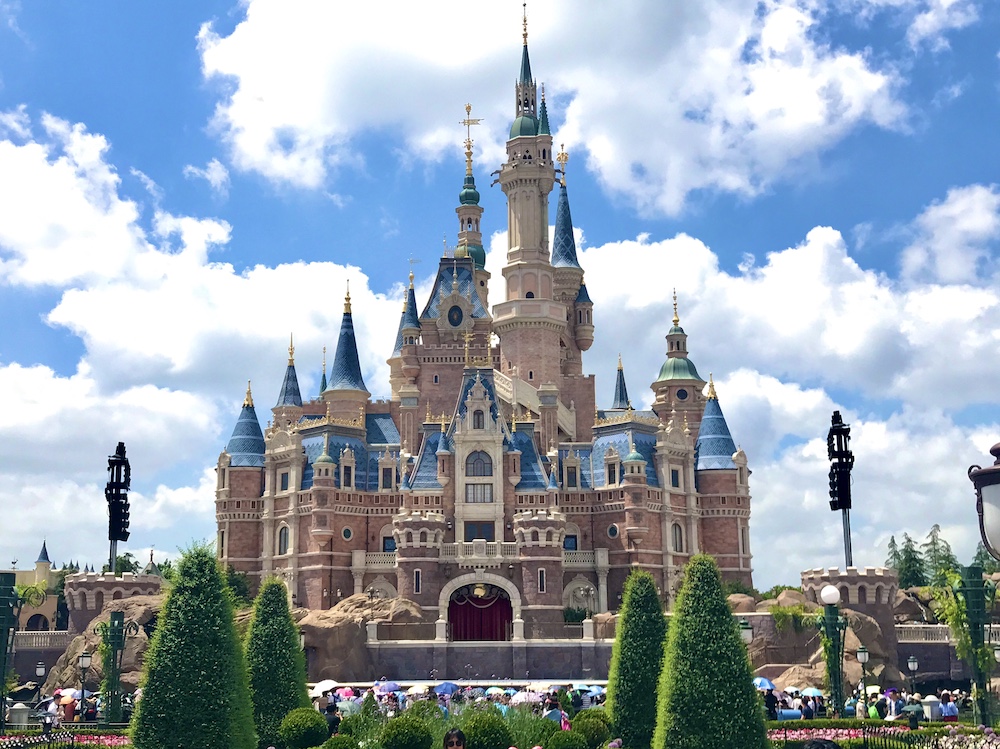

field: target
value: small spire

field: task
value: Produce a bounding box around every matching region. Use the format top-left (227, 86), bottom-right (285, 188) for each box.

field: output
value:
top-left (522, 1), bottom-right (528, 46)
top-left (463, 329), bottom-right (473, 365)
top-left (556, 144), bottom-right (568, 187)
top-left (617, 354), bottom-right (623, 371)
top-left (461, 103), bottom-right (482, 178)
top-left (244, 380), bottom-right (254, 408)
top-left (288, 333), bottom-right (295, 365)
top-left (707, 373), bottom-right (718, 400)
top-left (672, 289), bottom-right (680, 326)
top-left (344, 281), bottom-right (352, 314)
top-left (452, 260), bottom-right (459, 292)
top-left (440, 412), bottom-right (448, 432)
top-left (409, 271), bottom-right (415, 288)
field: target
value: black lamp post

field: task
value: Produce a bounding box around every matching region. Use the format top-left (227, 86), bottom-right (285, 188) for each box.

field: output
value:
top-left (856, 646), bottom-right (869, 705)
top-left (0, 572), bottom-right (24, 737)
top-left (950, 565), bottom-right (991, 727)
top-left (34, 662), bottom-right (45, 701)
top-left (907, 655), bottom-right (918, 696)
top-left (78, 651), bottom-right (92, 723)
top-left (96, 611), bottom-right (139, 724)
top-left (817, 584), bottom-right (848, 717)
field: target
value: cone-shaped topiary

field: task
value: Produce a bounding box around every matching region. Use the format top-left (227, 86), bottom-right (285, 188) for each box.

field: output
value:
top-left (605, 569), bottom-right (667, 749)
top-left (246, 577), bottom-right (310, 748)
top-left (131, 544), bottom-right (256, 749)
top-left (652, 554), bottom-right (767, 749)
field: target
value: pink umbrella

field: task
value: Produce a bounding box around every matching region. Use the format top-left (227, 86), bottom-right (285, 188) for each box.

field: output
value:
top-left (336, 687), bottom-right (355, 698)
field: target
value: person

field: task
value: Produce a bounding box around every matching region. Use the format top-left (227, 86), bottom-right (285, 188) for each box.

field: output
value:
top-left (444, 728), bottom-right (466, 749)
top-left (885, 689), bottom-right (904, 720)
top-left (764, 688), bottom-right (778, 721)
top-left (941, 691), bottom-right (959, 722)
top-left (325, 704), bottom-right (341, 736)
top-left (800, 699), bottom-right (814, 720)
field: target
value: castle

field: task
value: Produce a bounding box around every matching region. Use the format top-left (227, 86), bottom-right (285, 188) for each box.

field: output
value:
top-left (216, 19), bottom-right (753, 640)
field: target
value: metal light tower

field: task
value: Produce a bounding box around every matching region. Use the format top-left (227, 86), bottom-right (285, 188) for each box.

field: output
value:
top-left (96, 610), bottom-right (139, 724)
top-left (105, 442), bottom-right (131, 573)
top-left (827, 411), bottom-right (855, 567)
top-left (0, 573), bottom-right (24, 736)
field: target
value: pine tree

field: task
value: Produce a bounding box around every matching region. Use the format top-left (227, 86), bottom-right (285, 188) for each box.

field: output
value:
top-left (131, 545), bottom-right (256, 749)
top-left (653, 555), bottom-right (767, 749)
top-left (246, 578), bottom-right (309, 749)
top-left (885, 535), bottom-right (901, 569)
top-left (971, 542), bottom-right (1000, 575)
top-left (921, 524), bottom-right (960, 587)
top-left (897, 533), bottom-right (928, 589)
top-left (605, 570), bottom-right (667, 749)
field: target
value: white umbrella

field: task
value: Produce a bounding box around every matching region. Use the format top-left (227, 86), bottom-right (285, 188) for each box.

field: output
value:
top-left (407, 685), bottom-right (428, 696)
top-left (313, 679), bottom-right (338, 694)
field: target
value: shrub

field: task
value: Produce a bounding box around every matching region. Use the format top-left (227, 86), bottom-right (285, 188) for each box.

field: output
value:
top-left (545, 730), bottom-right (588, 749)
top-left (573, 708), bottom-right (610, 727)
top-left (339, 713), bottom-right (382, 739)
top-left (246, 578), bottom-right (309, 748)
top-left (380, 714), bottom-right (433, 749)
top-left (279, 708), bottom-right (330, 749)
top-left (652, 555), bottom-right (768, 749)
top-left (605, 570), bottom-right (667, 749)
top-left (504, 706), bottom-right (560, 749)
top-left (131, 544), bottom-right (256, 749)
top-left (463, 710), bottom-right (514, 749)
top-left (322, 736), bottom-right (360, 749)
top-left (571, 714), bottom-right (610, 749)
top-left (408, 698), bottom-right (446, 723)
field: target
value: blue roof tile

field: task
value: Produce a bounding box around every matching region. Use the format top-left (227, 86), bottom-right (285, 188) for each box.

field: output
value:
top-left (410, 430), bottom-right (444, 490)
top-left (419, 261), bottom-right (488, 320)
top-left (227, 403), bottom-right (265, 468)
top-left (327, 309), bottom-right (369, 393)
top-left (366, 414), bottom-right (400, 445)
top-left (276, 363), bottom-right (303, 407)
top-left (612, 362), bottom-right (629, 410)
top-left (695, 397), bottom-right (737, 470)
top-left (509, 427), bottom-right (547, 491)
top-left (552, 183), bottom-right (581, 269)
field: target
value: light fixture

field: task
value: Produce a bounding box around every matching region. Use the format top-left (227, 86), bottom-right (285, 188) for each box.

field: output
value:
top-left (78, 651), bottom-right (92, 670)
top-left (472, 584), bottom-right (487, 598)
top-left (738, 618), bottom-right (753, 644)
top-left (993, 644), bottom-right (1000, 663)
top-left (856, 646), bottom-right (869, 665)
top-left (970, 444), bottom-right (1000, 561)
top-left (819, 584), bottom-right (841, 606)
top-left (907, 655), bottom-right (918, 673)
top-left (35, 662), bottom-right (45, 679)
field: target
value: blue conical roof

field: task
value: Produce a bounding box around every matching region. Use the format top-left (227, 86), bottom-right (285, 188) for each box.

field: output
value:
top-left (227, 385), bottom-right (266, 467)
top-left (520, 41), bottom-right (532, 84)
top-left (36, 541), bottom-right (50, 564)
top-left (391, 305), bottom-right (406, 358)
top-left (403, 283), bottom-right (420, 330)
top-left (327, 296), bottom-right (369, 393)
top-left (552, 184), bottom-right (581, 268)
top-left (694, 396), bottom-right (737, 470)
top-left (576, 283), bottom-right (592, 304)
top-left (548, 468), bottom-right (558, 490)
top-left (276, 363), bottom-right (302, 407)
top-left (612, 358), bottom-right (630, 410)
top-left (538, 98), bottom-right (550, 135)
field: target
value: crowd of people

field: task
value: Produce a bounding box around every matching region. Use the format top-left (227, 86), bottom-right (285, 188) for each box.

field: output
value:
top-left (761, 684), bottom-right (970, 721)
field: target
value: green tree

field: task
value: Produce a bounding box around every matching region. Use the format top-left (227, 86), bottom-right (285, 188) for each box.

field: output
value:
top-left (971, 542), bottom-right (1000, 575)
top-left (52, 569), bottom-right (69, 629)
top-left (886, 535), bottom-right (901, 569)
top-left (246, 578), bottom-right (309, 749)
top-left (897, 533), bottom-right (928, 589)
top-left (922, 524), bottom-right (960, 586)
top-left (102, 553), bottom-right (140, 574)
top-left (226, 565), bottom-right (252, 607)
top-left (131, 544), bottom-right (256, 749)
top-left (653, 554), bottom-right (767, 749)
top-left (157, 558), bottom-right (176, 582)
top-left (606, 569), bottom-right (667, 749)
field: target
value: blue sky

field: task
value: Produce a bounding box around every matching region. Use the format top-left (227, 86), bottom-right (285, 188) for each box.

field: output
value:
top-left (1, 0), bottom-right (999, 589)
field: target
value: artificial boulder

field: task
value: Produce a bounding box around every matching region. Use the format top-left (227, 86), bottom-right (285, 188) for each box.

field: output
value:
top-left (727, 594), bottom-right (757, 614)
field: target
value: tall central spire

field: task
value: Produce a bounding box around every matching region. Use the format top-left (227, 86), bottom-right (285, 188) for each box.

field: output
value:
top-left (520, 2), bottom-right (532, 84)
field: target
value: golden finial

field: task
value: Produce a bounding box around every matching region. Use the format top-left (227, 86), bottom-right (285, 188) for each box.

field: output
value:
top-left (522, 2), bottom-right (528, 45)
top-left (463, 329), bottom-right (473, 365)
top-left (461, 103), bottom-right (483, 178)
top-left (325, 401), bottom-right (332, 419)
top-left (426, 403), bottom-right (432, 422)
top-left (344, 280), bottom-right (352, 314)
top-left (243, 380), bottom-right (254, 408)
top-left (288, 333), bottom-right (295, 365)
top-left (440, 412), bottom-right (448, 432)
top-left (408, 270), bottom-right (414, 288)
top-left (683, 412), bottom-right (690, 435)
top-left (707, 373), bottom-right (717, 399)
top-left (322, 346), bottom-right (327, 373)
top-left (672, 289), bottom-right (679, 326)
top-left (452, 260), bottom-right (459, 291)
top-left (556, 144), bottom-right (568, 187)
top-left (617, 354), bottom-right (623, 371)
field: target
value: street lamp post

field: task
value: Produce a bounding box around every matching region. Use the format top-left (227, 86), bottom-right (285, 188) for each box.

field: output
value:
top-left (0, 573), bottom-right (25, 737)
top-left (34, 662), bottom-right (45, 701)
top-left (96, 611), bottom-right (139, 724)
top-left (817, 584), bottom-right (848, 718)
top-left (950, 565), bottom-right (992, 727)
top-left (78, 651), bottom-right (92, 724)
top-left (857, 646), bottom-right (870, 708)
top-left (907, 655), bottom-right (918, 697)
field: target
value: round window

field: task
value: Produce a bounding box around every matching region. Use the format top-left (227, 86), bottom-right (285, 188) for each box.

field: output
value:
top-left (607, 524), bottom-right (619, 539)
top-left (342, 527), bottom-right (353, 541)
top-left (676, 388), bottom-right (688, 401)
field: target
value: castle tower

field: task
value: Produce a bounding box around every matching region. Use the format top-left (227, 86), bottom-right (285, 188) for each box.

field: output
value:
top-left (456, 103), bottom-right (491, 307)
top-left (273, 334), bottom-right (304, 429)
top-left (651, 291), bottom-right (706, 427)
top-left (323, 286), bottom-right (371, 422)
top-left (34, 541), bottom-right (51, 586)
top-left (611, 355), bottom-right (630, 410)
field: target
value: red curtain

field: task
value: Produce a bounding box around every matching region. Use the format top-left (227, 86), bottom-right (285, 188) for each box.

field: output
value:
top-left (448, 594), bottom-right (513, 641)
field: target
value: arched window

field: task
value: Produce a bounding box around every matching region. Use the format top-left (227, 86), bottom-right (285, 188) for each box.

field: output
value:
top-left (277, 526), bottom-right (290, 555)
top-left (473, 410), bottom-right (485, 429)
top-left (525, 291), bottom-right (535, 298)
top-left (538, 568), bottom-right (546, 593)
top-left (466, 451), bottom-right (492, 476)
top-left (25, 614), bottom-right (49, 631)
top-left (672, 523), bottom-right (684, 553)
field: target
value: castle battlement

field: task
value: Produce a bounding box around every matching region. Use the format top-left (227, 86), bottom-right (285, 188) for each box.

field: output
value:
top-left (800, 566), bottom-right (898, 606)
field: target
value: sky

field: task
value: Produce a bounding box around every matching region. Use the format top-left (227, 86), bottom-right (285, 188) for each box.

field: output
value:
top-left (1, 0), bottom-right (999, 591)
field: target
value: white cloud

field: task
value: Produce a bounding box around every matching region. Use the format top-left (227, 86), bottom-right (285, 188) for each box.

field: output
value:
top-left (837, 0), bottom-right (979, 50)
top-left (197, 0), bottom-right (908, 216)
top-left (901, 184), bottom-right (1000, 284)
top-left (183, 158), bottom-right (231, 197)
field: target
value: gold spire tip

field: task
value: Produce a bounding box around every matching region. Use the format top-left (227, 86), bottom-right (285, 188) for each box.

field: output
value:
top-left (617, 353), bottom-right (623, 370)
top-left (244, 380), bottom-right (254, 408)
top-left (522, 2), bottom-right (528, 45)
top-left (344, 281), bottom-right (352, 313)
top-left (707, 373), bottom-right (717, 399)
top-left (556, 144), bottom-right (568, 186)
top-left (672, 289), bottom-right (679, 326)
top-left (288, 333), bottom-right (295, 365)
top-left (408, 270), bottom-right (414, 287)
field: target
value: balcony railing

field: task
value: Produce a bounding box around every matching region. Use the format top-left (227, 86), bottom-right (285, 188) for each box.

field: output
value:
top-left (523, 622), bottom-right (584, 640)
top-left (564, 550), bottom-right (596, 567)
top-left (894, 624), bottom-right (1000, 643)
top-left (365, 552), bottom-right (397, 568)
top-left (13, 630), bottom-right (73, 650)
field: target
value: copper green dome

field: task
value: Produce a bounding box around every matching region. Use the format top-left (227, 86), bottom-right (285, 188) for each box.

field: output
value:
top-left (625, 446), bottom-right (644, 462)
top-left (459, 175), bottom-right (480, 206)
top-left (656, 356), bottom-right (704, 382)
top-left (510, 115), bottom-right (538, 138)
top-left (467, 243), bottom-right (486, 270)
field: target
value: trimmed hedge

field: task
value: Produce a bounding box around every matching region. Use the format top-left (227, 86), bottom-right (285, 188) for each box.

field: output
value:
top-left (408, 699), bottom-right (446, 723)
top-left (380, 714), bottom-right (433, 749)
top-left (463, 710), bottom-right (515, 749)
top-left (653, 555), bottom-right (768, 749)
top-left (573, 708), bottom-right (610, 727)
top-left (131, 545), bottom-right (256, 749)
top-left (605, 570), bottom-right (668, 749)
top-left (322, 736), bottom-right (360, 749)
top-left (246, 578), bottom-right (309, 749)
top-left (544, 730), bottom-right (588, 749)
top-left (570, 713), bottom-right (610, 749)
top-left (279, 707), bottom-right (330, 749)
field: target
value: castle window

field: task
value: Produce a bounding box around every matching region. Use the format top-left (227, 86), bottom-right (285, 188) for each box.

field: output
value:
top-left (277, 526), bottom-right (290, 556)
top-left (433, 374), bottom-right (439, 384)
top-left (343, 465), bottom-right (353, 488)
top-left (741, 527), bottom-right (749, 555)
top-left (672, 523), bottom-right (684, 553)
top-left (382, 467), bottom-right (394, 490)
top-left (342, 527), bottom-right (353, 541)
top-left (607, 524), bottom-right (619, 539)
top-left (563, 534), bottom-right (578, 551)
top-left (218, 530), bottom-right (225, 559)
top-left (525, 291), bottom-right (534, 298)
top-left (464, 522), bottom-right (494, 541)
top-left (607, 463), bottom-right (618, 486)
top-left (280, 472), bottom-right (289, 491)
top-left (466, 451), bottom-right (493, 476)
top-left (465, 483), bottom-right (493, 503)
top-left (538, 568), bottom-right (546, 593)
top-left (528, 370), bottom-right (534, 380)
top-left (473, 410), bottom-right (485, 429)
top-left (671, 469), bottom-right (680, 488)
top-left (414, 569), bottom-right (422, 594)
top-left (567, 467), bottom-right (578, 488)
top-left (383, 536), bottom-right (396, 552)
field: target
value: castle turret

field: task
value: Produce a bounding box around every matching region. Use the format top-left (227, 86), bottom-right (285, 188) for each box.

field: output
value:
top-left (34, 541), bottom-right (51, 586)
top-left (551, 148), bottom-right (593, 359)
top-left (319, 346), bottom-right (328, 395)
top-left (273, 334), bottom-right (304, 429)
top-left (611, 355), bottom-right (630, 410)
top-left (323, 286), bottom-right (371, 422)
top-left (651, 291), bottom-right (706, 426)
top-left (216, 381), bottom-right (265, 569)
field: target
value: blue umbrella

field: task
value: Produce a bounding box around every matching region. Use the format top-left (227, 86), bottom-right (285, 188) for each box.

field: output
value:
top-left (753, 677), bottom-right (776, 690)
top-left (375, 681), bottom-right (400, 694)
top-left (801, 688), bottom-right (824, 697)
top-left (572, 683), bottom-right (590, 692)
top-left (434, 682), bottom-right (460, 696)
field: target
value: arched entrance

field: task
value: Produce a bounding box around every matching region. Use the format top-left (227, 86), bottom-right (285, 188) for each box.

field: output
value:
top-left (447, 583), bottom-right (513, 641)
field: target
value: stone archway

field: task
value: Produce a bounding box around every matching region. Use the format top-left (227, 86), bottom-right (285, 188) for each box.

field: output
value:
top-left (438, 572), bottom-right (522, 622)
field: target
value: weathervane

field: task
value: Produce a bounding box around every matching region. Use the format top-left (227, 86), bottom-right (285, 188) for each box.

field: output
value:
top-left (460, 104), bottom-right (483, 176)
top-left (556, 144), bottom-right (569, 186)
